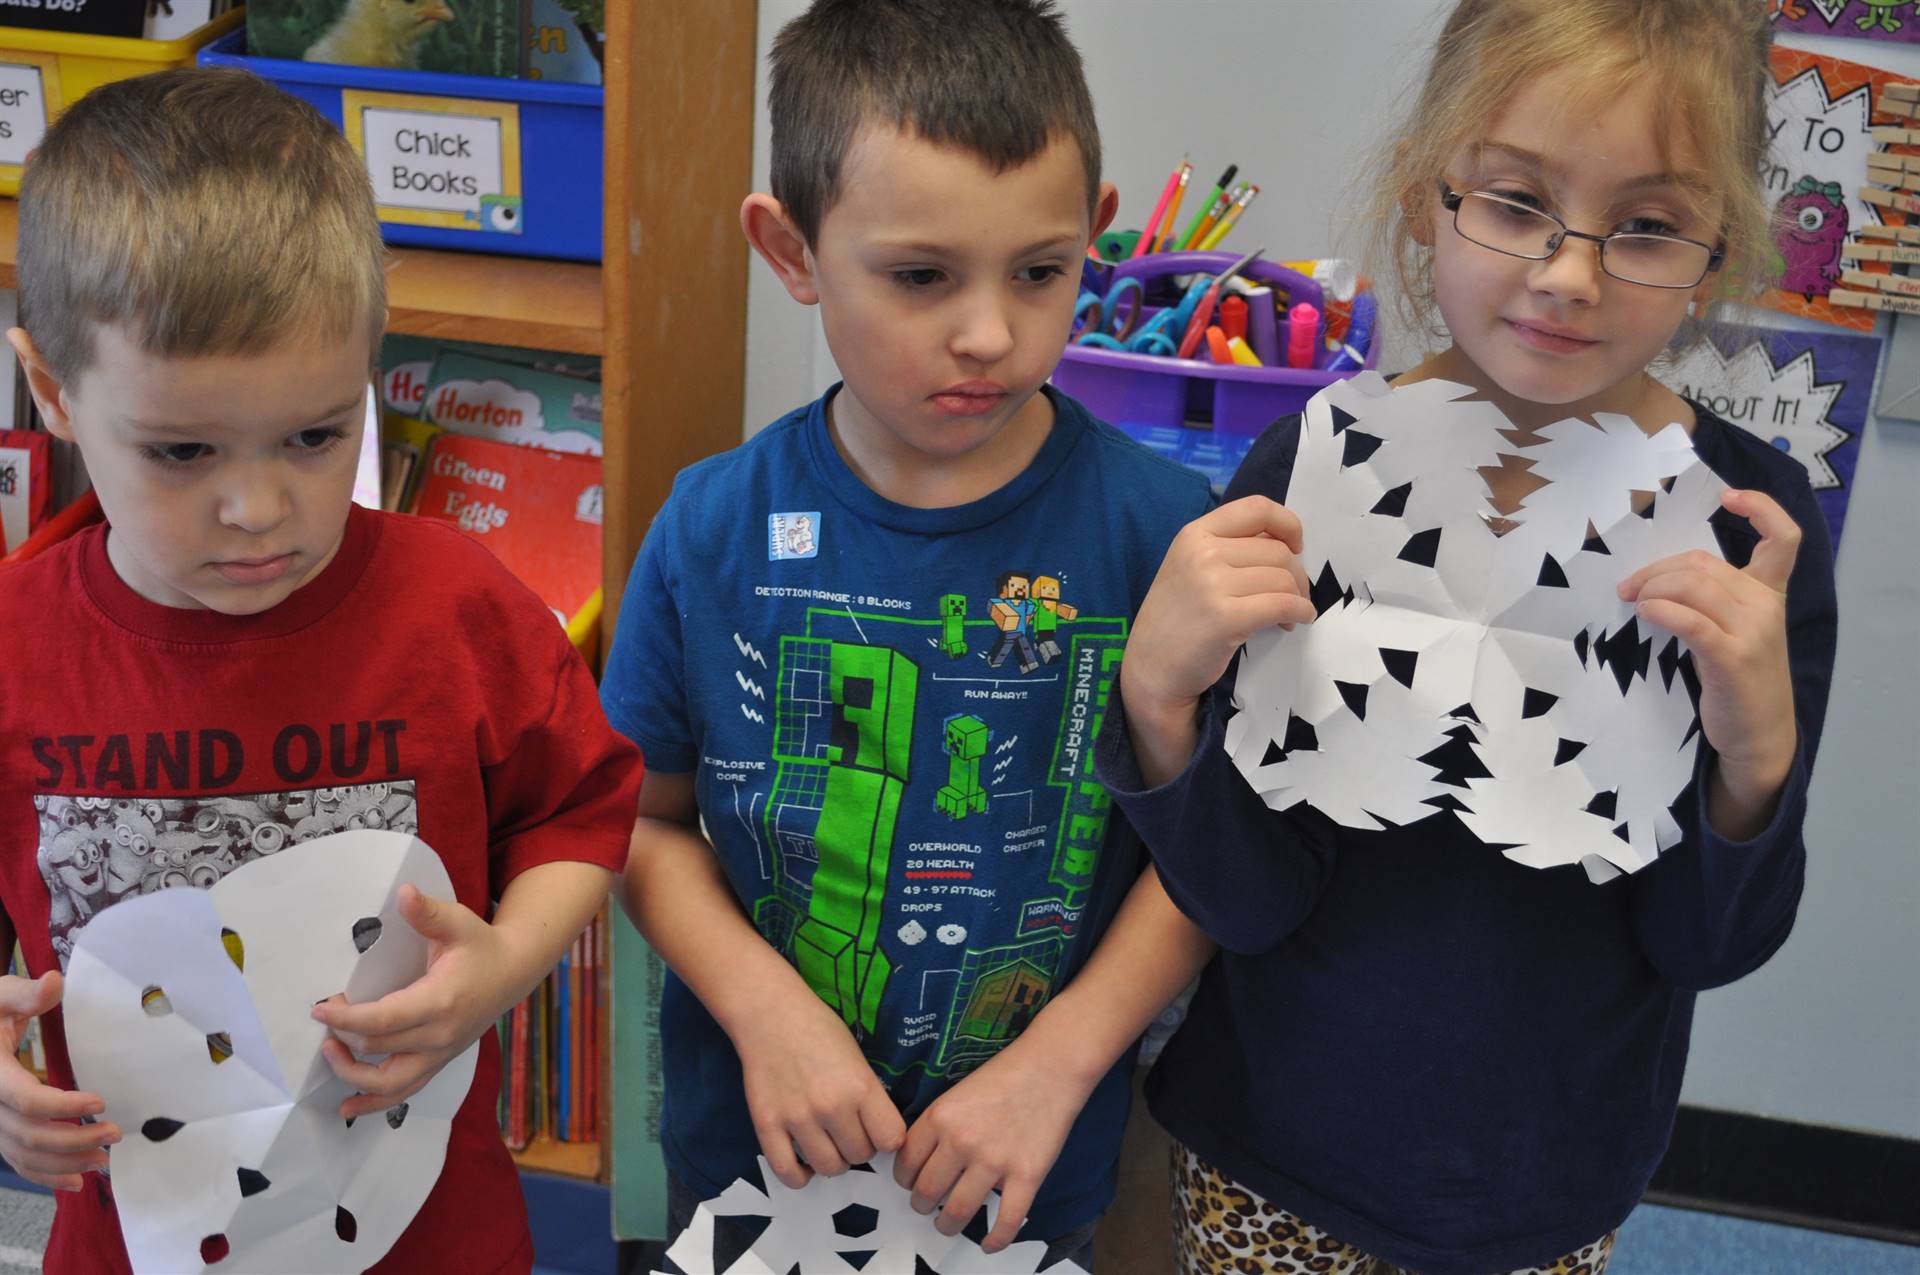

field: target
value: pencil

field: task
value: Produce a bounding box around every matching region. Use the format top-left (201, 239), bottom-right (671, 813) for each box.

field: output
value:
top-left (1153, 165), bottom-right (1193, 253)
top-left (1133, 158), bottom-right (1189, 258)
top-left (1175, 165), bottom-right (1237, 251)
top-left (1197, 184), bottom-right (1260, 251)
top-left (1185, 182), bottom-right (1244, 253)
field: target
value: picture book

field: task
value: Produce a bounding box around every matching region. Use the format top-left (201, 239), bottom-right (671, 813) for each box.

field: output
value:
top-left (420, 350), bottom-right (602, 456)
top-left (0, 429), bottom-right (50, 556)
top-left (246, 0), bottom-right (529, 77)
top-left (410, 431), bottom-right (603, 624)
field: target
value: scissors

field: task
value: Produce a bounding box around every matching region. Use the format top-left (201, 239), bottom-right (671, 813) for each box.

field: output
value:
top-left (1174, 246), bottom-right (1265, 360)
top-left (1072, 275), bottom-right (1146, 349)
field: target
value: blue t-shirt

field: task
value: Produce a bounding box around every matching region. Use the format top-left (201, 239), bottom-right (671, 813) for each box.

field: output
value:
top-left (602, 386), bottom-right (1212, 1234)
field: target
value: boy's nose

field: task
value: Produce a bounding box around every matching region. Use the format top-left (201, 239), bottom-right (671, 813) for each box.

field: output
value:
top-left (1527, 235), bottom-right (1605, 305)
top-left (950, 292), bottom-right (1016, 365)
top-left (217, 473), bottom-right (292, 534)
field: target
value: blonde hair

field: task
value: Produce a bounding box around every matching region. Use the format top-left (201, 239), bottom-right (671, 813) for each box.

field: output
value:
top-left (1366, 0), bottom-right (1774, 338)
top-left (17, 67), bottom-right (386, 382)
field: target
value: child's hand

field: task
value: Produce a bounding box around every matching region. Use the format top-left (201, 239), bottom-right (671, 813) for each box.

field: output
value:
top-left (1620, 488), bottom-right (1801, 813)
top-left (730, 991), bottom-right (905, 1190)
top-left (1121, 496), bottom-right (1315, 782)
top-left (311, 885), bottom-right (519, 1119)
top-left (893, 1036), bottom-right (1089, 1253)
top-left (0, 972), bottom-right (119, 1191)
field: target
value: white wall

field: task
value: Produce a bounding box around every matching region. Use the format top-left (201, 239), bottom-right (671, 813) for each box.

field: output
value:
top-left (737, 2), bottom-right (1920, 1143)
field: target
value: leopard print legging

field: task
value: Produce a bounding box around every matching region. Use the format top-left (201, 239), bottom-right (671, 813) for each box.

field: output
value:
top-left (1171, 1143), bottom-right (1617, 1275)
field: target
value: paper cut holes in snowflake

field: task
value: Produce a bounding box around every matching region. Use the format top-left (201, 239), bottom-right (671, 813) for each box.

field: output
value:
top-left (1521, 688), bottom-right (1559, 719)
top-left (1381, 649), bottom-right (1419, 690)
top-left (1537, 553), bottom-right (1570, 588)
top-left (1330, 405), bottom-right (1358, 434)
top-left (833, 1202), bottom-right (880, 1238)
top-left (385, 1103), bottom-right (409, 1130)
top-left (219, 928), bottom-right (244, 972)
top-left (237, 1168), bottom-right (270, 1198)
top-left (1583, 522), bottom-right (1611, 555)
top-left (200, 1234), bottom-right (229, 1264)
top-left (142, 1117), bottom-right (185, 1142)
top-left (205, 1032), bottom-right (234, 1065)
top-left (335, 1206), bottom-right (357, 1243)
top-left (1371, 482), bottom-right (1412, 518)
top-left (1341, 429), bottom-right (1385, 468)
top-left (1555, 738), bottom-right (1589, 766)
top-left (139, 986), bottom-right (172, 1018)
top-left (351, 916), bottom-right (382, 954)
top-left (1586, 790), bottom-right (1619, 820)
top-left (1398, 526), bottom-right (1442, 568)
top-left (1335, 680), bottom-right (1370, 721)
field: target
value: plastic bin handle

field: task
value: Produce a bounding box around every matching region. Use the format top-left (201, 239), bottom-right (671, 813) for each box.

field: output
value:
top-left (1107, 251), bottom-right (1323, 319)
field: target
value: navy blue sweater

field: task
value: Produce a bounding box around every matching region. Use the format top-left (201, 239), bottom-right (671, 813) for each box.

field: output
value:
top-left (1096, 403), bottom-right (1838, 1275)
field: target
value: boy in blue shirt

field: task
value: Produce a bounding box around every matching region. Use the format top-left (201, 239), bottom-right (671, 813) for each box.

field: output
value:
top-left (601, 0), bottom-right (1216, 1259)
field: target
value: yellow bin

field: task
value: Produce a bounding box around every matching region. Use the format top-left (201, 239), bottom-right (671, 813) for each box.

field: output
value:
top-left (0, 8), bottom-right (245, 195)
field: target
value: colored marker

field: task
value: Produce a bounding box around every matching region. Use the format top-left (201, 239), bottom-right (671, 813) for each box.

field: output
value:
top-left (1326, 293), bottom-right (1378, 372)
top-left (1219, 295), bottom-right (1249, 343)
top-left (1245, 286), bottom-right (1281, 366)
top-left (1226, 336), bottom-right (1263, 367)
top-left (1133, 158), bottom-right (1189, 258)
top-left (1205, 325), bottom-right (1233, 364)
top-left (1197, 183), bottom-right (1260, 251)
top-left (1175, 164), bottom-right (1237, 250)
top-left (1287, 302), bottom-right (1320, 369)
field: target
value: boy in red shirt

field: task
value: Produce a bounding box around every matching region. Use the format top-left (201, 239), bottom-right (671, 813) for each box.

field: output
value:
top-left (0, 69), bottom-right (641, 1274)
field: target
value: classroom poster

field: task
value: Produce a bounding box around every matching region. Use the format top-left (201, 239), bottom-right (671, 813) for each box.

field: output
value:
top-left (1763, 47), bottom-right (1914, 330)
top-left (1773, 0), bottom-right (1920, 45)
top-left (1657, 321), bottom-right (1878, 547)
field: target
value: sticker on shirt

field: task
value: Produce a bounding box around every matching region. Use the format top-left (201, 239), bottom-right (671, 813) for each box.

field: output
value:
top-left (34, 784), bottom-right (419, 968)
top-left (768, 512), bottom-right (821, 561)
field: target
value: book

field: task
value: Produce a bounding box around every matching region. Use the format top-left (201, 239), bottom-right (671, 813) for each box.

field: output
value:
top-left (526, 0), bottom-right (603, 84)
top-left (247, 0), bottom-right (529, 77)
top-left (420, 351), bottom-right (602, 456)
top-left (410, 432), bottom-right (602, 626)
top-left (146, 1), bottom-right (238, 40)
top-left (379, 335), bottom-right (600, 421)
top-left (0, 429), bottom-right (50, 556)
top-left (0, 1), bottom-right (144, 36)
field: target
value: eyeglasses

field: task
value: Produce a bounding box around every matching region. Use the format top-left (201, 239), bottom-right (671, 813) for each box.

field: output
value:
top-left (1438, 182), bottom-right (1724, 290)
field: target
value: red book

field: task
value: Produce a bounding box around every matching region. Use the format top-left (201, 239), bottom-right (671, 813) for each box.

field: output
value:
top-left (410, 433), bottom-right (603, 625)
top-left (507, 1000), bottom-right (530, 1150)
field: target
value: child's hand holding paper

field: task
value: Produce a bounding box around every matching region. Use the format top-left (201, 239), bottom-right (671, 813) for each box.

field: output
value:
top-left (0, 972), bottom-right (118, 1191)
top-left (313, 859), bottom-right (612, 1120)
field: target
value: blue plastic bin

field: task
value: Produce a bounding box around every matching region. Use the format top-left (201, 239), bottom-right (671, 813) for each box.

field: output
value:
top-left (200, 29), bottom-right (602, 262)
top-left (1051, 251), bottom-right (1376, 439)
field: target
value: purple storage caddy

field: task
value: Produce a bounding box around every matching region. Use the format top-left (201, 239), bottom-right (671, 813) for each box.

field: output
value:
top-left (1051, 251), bottom-right (1377, 438)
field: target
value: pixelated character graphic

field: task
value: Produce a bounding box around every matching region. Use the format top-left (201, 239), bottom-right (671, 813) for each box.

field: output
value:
top-left (987, 571), bottom-right (1039, 674)
top-left (773, 641), bottom-right (917, 1035)
top-left (1857, 0), bottom-right (1911, 32)
top-left (1030, 575), bottom-right (1079, 665)
top-left (939, 592), bottom-right (969, 659)
top-left (1774, 177), bottom-right (1849, 301)
top-left (936, 714), bottom-right (991, 820)
top-left (784, 513), bottom-right (816, 557)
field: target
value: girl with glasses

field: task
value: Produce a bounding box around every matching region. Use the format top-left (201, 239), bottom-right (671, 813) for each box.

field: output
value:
top-left (1100, 2), bottom-right (1839, 1271)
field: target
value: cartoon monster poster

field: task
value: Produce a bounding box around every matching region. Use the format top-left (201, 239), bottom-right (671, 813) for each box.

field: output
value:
top-left (1761, 47), bottom-right (1914, 331)
top-left (1774, 0), bottom-right (1920, 45)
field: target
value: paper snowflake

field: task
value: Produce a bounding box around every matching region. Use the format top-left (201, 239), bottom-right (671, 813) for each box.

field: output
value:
top-left (1226, 373), bottom-right (1726, 882)
top-left (654, 1153), bottom-right (1090, 1275)
top-left (63, 831), bottom-right (477, 1273)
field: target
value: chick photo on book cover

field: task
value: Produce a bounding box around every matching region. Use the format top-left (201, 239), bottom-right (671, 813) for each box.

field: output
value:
top-left (246, 0), bottom-right (605, 79)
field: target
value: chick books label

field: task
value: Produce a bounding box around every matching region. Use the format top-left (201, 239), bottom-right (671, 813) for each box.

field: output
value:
top-left (341, 90), bottom-right (523, 234)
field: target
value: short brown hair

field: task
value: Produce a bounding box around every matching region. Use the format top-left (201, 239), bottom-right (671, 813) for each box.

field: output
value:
top-left (1366, 0), bottom-right (1775, 338)
top-left (767, 0), bottom-right (1102, 246)
top-left (17, 67), bottom-right (385, 382)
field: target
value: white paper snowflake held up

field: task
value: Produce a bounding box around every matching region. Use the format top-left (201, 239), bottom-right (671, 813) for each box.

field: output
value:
top-left (1225, 374), bottom-right (1726, 882)
top-left (63, 831), bottom-right (478, 1274)
top-left (653, 1153), bottom-right (1090, 1275)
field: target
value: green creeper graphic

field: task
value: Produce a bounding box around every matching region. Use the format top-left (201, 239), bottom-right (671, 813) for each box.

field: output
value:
top-left (935, 715), bottom-right (990, 820)
top-left (939, 593), bottom-right (969, 658)
top-left (789, 642), bottom-right (917, 1035)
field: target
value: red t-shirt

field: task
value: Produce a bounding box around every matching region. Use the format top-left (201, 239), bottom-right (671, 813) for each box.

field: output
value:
top-left (0, 505), bottom-right (642, 1275)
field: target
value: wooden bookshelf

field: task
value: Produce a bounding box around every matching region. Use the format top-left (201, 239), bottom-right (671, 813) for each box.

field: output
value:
top-left (512, 1134), bottom-right (603, 1181)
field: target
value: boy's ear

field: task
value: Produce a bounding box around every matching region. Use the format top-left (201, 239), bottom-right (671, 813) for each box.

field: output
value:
top-left (1090, 181), bottom-right (1120, 242)
top-left (741, 193), bottom-right (820, 306)
top-left (7, 328), bottom-right (78, 443)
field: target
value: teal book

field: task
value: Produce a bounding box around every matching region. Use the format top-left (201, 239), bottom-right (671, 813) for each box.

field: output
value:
top-left (420, 350), bottom-right (602, 456)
